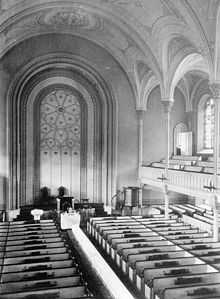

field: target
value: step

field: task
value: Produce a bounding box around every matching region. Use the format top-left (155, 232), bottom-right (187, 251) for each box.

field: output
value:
top-left (0, 285), bottom-right (87, 299)
top-left (0, 276), bottom-right (82, 294)
top-left (2, 241), bottom-right (65, 252)
top-left (4, 253), bottom-right (70, 265)
top-left (3, 259), bottom-right (74, 273)
top-left (4, 247), bottom-right (67, 258)
top-left (1, 267), bottom-right (77, 283)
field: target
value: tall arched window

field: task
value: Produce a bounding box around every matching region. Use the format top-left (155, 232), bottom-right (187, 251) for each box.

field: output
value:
top-left (203, 98), bottom-right (214, 149)
top-left (197, 95), bottom-right (214, 153)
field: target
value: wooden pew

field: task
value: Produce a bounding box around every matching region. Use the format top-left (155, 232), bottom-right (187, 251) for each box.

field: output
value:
top-left (1, 236), bottom-right (63, 246)
top-left (0, 276), bottom-right (82, 294)
top-left (1, 241), bottom-right (66, 252)
top-left (167, 232), bottom-right (210, 241)
top-left (173, 236), bottom-right (214, 245)
top-left (163, 283), bottom-right (220, 299)
top-left (153, 272), bottom-right (220, 299)
top-left (121, 248), bottom-right (192, 275)
top-left (4, 247), bottom-right (67, 258)
top-left (1, 267), bottom-right (77, 283)
top-left (141, 264), bottom-right (216, 299)
top-left (104, 231), bottom-right (160, 254)
top-left (2, 257), bottom-right (74, 274)
top-left (132, 256), bottom-right (205, 286)
top-left (109, 235), bottom-right (164, 260)
top-left (182, 242), bottom-right (220, 251)
top-left (0, 285), bottom-right (89, 299)
top-left (3, 253), bottom-right (70, 265)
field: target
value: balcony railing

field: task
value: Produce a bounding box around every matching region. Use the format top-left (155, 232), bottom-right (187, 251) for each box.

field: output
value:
top-left (140, 165), bottom-right (220, 199)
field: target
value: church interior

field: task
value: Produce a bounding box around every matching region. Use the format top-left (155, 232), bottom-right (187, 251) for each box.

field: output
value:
top-left (1, 0), bottom-right (220, 298)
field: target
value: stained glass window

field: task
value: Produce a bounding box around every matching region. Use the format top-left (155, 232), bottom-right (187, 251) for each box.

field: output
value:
top-left (204, 98), bottom-right (214, 149)
top-left (40, 89), bottom-right (81, 153)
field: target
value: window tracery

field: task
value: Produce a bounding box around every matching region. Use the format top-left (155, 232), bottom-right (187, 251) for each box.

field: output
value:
top-left (40, 89), bottom-right (81, 154)
top-left (203, 98), bottom-right (214, 149)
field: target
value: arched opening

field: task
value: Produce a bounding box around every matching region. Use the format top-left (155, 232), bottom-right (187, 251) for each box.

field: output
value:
top-left (197, 94), bottom-right (214, 154)
top-left (8, 55), bottom-right (117, 209)
top-left (173, 122), bottom-right (188, 155)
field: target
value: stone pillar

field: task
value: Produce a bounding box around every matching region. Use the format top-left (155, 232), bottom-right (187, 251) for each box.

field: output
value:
top-left (161, 99), bottom-right (173, 219)
top-left (161, 99), bottom-right (174, 177)
top-left (137, 110), bottom-right (145, 178)
top-left (136, 110), bottom-right (144, 209)
top-left (185, 111), bottom-right (193, 131)
top-left (210, 83), bottom-right (220, 241)
top-left (0, 68), bottom-right (10, 219)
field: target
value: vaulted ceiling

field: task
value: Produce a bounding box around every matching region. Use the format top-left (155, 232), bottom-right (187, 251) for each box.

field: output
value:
top-left (0, 0), bottom-right (220, 109)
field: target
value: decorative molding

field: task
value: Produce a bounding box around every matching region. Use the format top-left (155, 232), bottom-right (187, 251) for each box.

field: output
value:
top-left (161, 98), bottom-right (174, 113)
top-left (209, 82), bottom-right (220, 98)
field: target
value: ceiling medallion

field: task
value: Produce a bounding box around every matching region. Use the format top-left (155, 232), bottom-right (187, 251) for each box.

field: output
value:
top-left (42, 8), bottom-right (102, 30)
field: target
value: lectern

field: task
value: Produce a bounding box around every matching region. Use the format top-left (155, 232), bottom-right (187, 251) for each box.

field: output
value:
top-left (124, 187), bottom-right (141, 207)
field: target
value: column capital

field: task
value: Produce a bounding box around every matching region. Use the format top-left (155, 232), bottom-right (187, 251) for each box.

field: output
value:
top-left (161, 98), bottom-right (174, 113)
top-left (209, 83), bottom-right (220, 98)
top-left (136, 109), bottom-right (145, 120)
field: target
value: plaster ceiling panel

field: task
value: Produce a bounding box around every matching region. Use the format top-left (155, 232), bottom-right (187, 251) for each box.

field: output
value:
top-left (185, 0), bottom-right (218, 43)
top-left (100, 0), bottom-right (165, 29)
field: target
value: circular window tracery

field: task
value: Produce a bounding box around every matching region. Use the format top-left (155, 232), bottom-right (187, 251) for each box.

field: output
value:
top-left (40, 89), bottom-right (81, 151)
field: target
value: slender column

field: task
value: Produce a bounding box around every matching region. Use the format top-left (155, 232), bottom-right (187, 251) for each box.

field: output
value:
top-left (137, 110), bottom-right (145, 178)
top-left (210, 83), bottom-right (220, 241)
top-left (185, 111), bottom-right (193, 131)
top-left (137, 110), bottom-right (145, 208)
top-left (161, 100), bottom-right (174, 177)
top-left (161, 99), bottom-right (173, 219)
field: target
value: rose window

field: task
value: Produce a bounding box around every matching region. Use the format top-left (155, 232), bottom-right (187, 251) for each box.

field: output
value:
top-left (40, 89), bottom-right (81, 151)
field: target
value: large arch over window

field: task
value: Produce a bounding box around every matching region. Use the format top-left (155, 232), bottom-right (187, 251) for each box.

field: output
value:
top-left (197, 94), bottom-right (214, 153)
top-left (7, 54), bottom-right (117, 209)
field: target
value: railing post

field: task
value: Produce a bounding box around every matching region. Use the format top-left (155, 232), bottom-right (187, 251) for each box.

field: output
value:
top-left (138, 184), bottom-right (143, 208)
top-left (56, 197), bottom-right (61, 214)
top-left (163, 184), bottom-right (169, 219)
top-left (213, 195), bottom-right (219, 241)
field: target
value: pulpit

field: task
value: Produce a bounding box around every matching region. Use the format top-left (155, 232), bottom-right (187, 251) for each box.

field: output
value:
top-left (124, 187), bottom-right (141, 207)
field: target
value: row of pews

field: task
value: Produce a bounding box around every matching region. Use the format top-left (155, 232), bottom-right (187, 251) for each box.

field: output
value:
top-left (0, 219), bottom-right (95, 299)
top-left (87, 215), bottom-right (220, 299)
top-left (155, 204), bottom-right (220, 233)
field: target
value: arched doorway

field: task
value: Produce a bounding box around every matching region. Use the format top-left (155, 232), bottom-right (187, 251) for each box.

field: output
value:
top-left (8, 55), bottom-right (117, 209)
